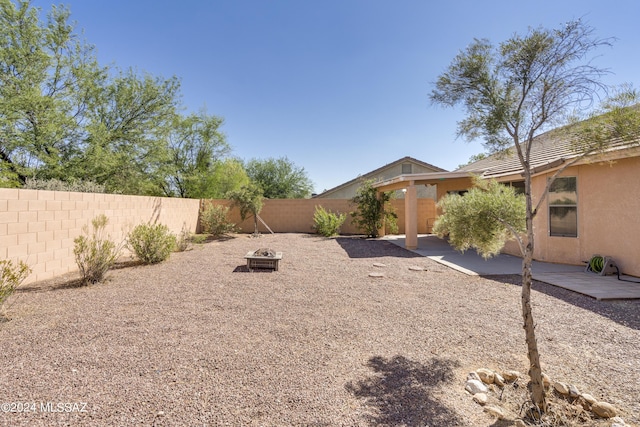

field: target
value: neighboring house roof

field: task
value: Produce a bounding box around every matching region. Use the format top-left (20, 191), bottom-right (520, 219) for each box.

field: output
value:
top-left (314, 156), bottom-right (447, 198)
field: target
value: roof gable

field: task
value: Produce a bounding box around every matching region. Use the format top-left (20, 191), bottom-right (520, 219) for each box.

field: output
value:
top-left (315, 156), bottom-right (447, 197)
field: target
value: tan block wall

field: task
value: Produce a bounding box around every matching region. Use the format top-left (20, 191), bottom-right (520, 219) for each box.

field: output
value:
top-left (203, 198), bottom-right (437, 235)
top-left (1, 188), bottom-right (437, 286)
top-left (0, 188), bottom-right (200, 284)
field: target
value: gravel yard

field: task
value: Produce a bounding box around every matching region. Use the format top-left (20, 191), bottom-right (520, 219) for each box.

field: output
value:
top-left (1, 233), bottom-right (639, 426)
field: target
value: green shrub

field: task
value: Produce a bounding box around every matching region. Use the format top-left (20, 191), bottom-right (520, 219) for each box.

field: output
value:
top-left (0, 260), bottom-right (31, 311)
top-left (350, 179), bottom-right (398, 237)
top-left (25, 177), bottom-right (107, 193)
top-left (127, 223), bottom-right (176, 264)
top-left (200, 203), bottom-right (236, 236)
top-left (74, 215), bottom-right (122, 285)
top-left (190, 234), bottom-right (208, 244)
top-left (313, 205), bottom-right (346, 237)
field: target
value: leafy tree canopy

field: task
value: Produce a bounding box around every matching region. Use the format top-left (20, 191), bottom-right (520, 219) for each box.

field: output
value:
top-left (433, 178), bottom-right (526, 258)
top-left (162, 110), bottom-right (231, 198)
top-left (245, 156), bottom-right (313, 199)
top-left (0, 0), bottom-right (248, 197)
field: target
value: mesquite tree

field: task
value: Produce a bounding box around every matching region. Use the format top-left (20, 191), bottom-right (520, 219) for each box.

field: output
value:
top-left (429, 21), bottom-right (619, 411)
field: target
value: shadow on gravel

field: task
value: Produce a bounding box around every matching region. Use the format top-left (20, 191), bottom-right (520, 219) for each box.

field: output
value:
top-left (484, 274), bottom-right (640, 331)
top-left (232, 265), bottom-right (275, 273)
top-left (336, 237), bottom-right (422, 259)
top-left (346, 355), bottom-right (463, 427)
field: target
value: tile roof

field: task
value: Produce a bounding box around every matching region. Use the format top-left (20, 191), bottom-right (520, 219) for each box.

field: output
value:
top-left (456, 117), bottom-right (640, 178)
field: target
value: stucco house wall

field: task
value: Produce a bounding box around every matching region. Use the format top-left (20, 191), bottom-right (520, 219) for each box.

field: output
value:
top-left (501, 155), bottom-right (640, 277)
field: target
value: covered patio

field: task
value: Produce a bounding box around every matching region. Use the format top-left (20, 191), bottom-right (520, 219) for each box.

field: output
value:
top-left (382, 234), bottom-right (640, 300)
top-left (374, 171), bottom-right (475, 250)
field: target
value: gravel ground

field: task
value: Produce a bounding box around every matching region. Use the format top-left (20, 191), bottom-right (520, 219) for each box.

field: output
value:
top-left (1, 233), bottom-right (639, 426)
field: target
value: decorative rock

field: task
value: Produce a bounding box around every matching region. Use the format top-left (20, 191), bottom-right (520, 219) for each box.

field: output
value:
top-left (568, 384), bottom-right (580, 397)
top-left (502, 370), bottom-right (520, 382)
top-left (591, 401), bottom-right (617, 418)
top-left (473, 393), bottom-right (488, 405)
top-left (368, 272), bottom-right (385, 278)
top-left (467, 372), bottom-right (481, 382)
top-left (484, 405), bottom-right (504, 419)
top-left (542, 373), bottom-right (552, 388)
top-left (610, 416), bottom-right (626, 426)
top-left (554, 382), bottom-right (570, 395)
top-left (476, 368), bottom-right (495, 384)
top-left (465, 379), bottom-right (488, 395)
top-left (581, 393), bottom-right (597, 405)
top-left (493, 373), bottom-right (505, 387)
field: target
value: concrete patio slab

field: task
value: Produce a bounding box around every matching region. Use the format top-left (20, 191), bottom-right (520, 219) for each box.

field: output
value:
top-left (383, 234), bottom-right (640, 300)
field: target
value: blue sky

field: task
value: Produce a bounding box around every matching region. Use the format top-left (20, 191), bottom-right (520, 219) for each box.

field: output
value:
top-left (31, 0), bottom-right (640, 193)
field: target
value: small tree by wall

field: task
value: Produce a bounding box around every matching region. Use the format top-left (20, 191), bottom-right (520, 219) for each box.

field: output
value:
top-left (227, 183), bottom-right (264, 235)
top-left (350, 179), bottom-right (398, 238)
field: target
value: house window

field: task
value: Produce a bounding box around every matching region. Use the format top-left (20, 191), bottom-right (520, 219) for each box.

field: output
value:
top-left (548, 177), bottom-right (577, 237)
top-left (402, 163), bottom-right (412, 174)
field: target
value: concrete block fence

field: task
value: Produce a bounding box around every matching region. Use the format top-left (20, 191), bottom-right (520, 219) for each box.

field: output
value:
top-left (1, 187), bottom-right (436, 285)
top-left (0, 188), bottom-right (200, 284)
top-left (205, 198), bottom-right (436, 236)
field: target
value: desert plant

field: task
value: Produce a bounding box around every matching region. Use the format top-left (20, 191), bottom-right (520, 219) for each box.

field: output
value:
top-left (0, 260), bottom-right (31, 312)
top-left (227, 183), bottom-right (264, 235)
top-left (350, 179), bottom-right (398, 237)
top-left (174, 223), bottom-right (191, 252)
top-left (200, 203), bottom-right (236, 236)
top-left (74, 215), bottom-right (122, 285)
top-left (313, 205), bottom-right (346, 237)
top-left (191, 234), bottom-right (209, 244)
top-left (24, 178), bottom-right (107, 193)
top-left (127, 223), bottom-right (176, 264)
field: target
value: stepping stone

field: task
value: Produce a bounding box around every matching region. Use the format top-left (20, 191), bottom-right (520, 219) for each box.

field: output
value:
top-left (369, 272), bottom-right (385, 278)
top-left (373, 263), bottom-right (386, 268)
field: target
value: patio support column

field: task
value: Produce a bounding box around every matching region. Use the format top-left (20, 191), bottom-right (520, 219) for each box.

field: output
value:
top-left (405, 182), bottom-right (418, 249)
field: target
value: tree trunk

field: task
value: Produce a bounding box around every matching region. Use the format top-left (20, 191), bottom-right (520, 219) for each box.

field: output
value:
top-left (522, 187), bottom-right (547, 412)
top-left (522, 250), bottom-right (546, 411)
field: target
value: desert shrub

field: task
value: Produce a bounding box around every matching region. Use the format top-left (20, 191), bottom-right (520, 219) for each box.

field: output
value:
top-left (190, 234), bottom-right (208, 244)
top-left (0, 260), bottom-right (31, 310)
top-left (350, 179), bottom-right (398, 237)
top-left (25, 178), bottom-right (107, 193)
top-left (174, 223), bottom-right (191, 252)
top-left (127, 223), bottom-right (176, 264)
top-left (74, 215), bottom-right (122, 285)
top-left (200, 203), bottom-right (236, 236)
top-left (313, 205), bottom-right (346, 237)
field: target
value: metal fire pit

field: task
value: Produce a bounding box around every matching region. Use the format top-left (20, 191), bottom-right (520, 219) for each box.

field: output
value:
top-left (244, 248), bottom-right (282, 272)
